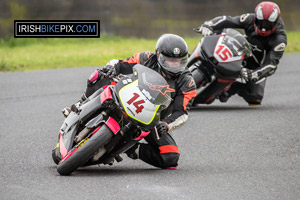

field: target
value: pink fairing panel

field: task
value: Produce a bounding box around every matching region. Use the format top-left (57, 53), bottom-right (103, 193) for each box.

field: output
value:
top-left (89, 70), bottom-right (99, 82)
top-left (106, 117), bottom-right (120, 134)
top-left (101, 86), bottom-right (113, 104)
top-left (59, 132), bottom-right (68, 158)
top-left (60, 147), bottom-right (78, 163)
top-left (134, 130), bottom-right (151, 141)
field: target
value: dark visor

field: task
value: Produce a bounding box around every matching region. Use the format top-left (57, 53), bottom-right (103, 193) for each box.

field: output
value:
top-left (255, 18), bottom-right (277, 31)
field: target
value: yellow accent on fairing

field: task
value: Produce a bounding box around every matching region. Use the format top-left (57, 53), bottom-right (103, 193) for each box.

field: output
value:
top-left (119, 80), bottom-right (160, 125)
top-left (78, 138), bottom-right (89, 148)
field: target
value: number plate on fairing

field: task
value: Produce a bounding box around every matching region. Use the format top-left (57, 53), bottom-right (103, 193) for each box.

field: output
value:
top-left (214, 34), bottom-right (244, 63)
top-left (118, 80), bottom-right (159, 125)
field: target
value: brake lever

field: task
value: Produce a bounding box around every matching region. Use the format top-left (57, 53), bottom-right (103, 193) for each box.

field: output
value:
top-left (154, 126), bottom-right (160, 140)
top-left (99, 70), bottom-right (120, 83)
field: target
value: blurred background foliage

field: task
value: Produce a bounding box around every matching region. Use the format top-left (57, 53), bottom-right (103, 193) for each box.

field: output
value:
top-left (0, 0), bottom-right (299, 38)
top-left (0, 0), bottom-right (299, 72)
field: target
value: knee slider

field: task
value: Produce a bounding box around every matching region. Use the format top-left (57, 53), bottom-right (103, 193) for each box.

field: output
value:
top-left (242, 92), bottom-right (263, 104)
top-left (160, 153), bottom-right (180, 168)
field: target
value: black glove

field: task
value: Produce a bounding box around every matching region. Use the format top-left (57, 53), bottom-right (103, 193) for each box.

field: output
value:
top-left (101, 64), bottom-right (117, 78)
top-left (155, 121), bottom-right (169, 137)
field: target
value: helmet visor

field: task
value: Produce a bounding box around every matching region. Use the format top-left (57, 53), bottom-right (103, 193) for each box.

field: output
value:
top-left (255, 18), bottom-right (277, 31)
top-left (158, 53), bottom-right (187, 74)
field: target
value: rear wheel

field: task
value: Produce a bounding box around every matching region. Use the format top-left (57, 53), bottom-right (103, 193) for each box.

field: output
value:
top-left (57, 125), bottom-right (113, 175)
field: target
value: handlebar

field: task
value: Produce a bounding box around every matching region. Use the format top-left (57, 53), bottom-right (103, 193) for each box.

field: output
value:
top-left (99, 70), bottom-right (121, 83)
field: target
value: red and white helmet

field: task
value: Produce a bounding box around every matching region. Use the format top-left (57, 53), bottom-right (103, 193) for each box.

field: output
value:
top-left (254, 1), bottom-right (280, 37)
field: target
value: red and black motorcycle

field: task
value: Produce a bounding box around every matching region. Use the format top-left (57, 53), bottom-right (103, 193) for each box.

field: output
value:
top-left (188, 28), bottom-right (252, 105)
top-left (52, 64), bottom-right (171, 175)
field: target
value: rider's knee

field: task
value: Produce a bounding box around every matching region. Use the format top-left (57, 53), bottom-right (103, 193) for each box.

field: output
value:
top-left (242, 93), bottom-right (263, 104)
top-left (160, 153), bottom-right (180, 168)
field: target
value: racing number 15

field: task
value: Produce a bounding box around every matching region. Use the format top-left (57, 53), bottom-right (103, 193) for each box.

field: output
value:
top-left (216, 45), bottom-right (232, 61)
top-left (127, 93), bottom-right (145, 114)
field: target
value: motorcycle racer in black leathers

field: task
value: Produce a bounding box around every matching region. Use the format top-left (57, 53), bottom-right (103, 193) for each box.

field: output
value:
top-left (198, 1), bottom-right (287, 105)
top-left (66, 34), bottom-right (196, 169)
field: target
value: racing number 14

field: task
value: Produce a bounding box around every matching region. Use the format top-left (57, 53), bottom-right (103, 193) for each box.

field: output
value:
top-left (127, 93), bottom-right (145, 114)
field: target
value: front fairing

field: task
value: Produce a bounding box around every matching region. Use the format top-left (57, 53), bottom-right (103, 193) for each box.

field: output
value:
top-left (115, 64), bottom-right (172, 129)
top-left (199, 32), bottom-right (245, 79)
top-left (59, 90), bottom-right (104, 153)
top-left (213, 32), bottom-right (246, 79)
top-left (215, 60), bottom-right (243, 79)
top-left (59, 112), bottom-right (80, 154)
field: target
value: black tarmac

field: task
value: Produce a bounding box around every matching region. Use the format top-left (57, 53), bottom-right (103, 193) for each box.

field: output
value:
top-left (1, 54), bottom-right (299, 200)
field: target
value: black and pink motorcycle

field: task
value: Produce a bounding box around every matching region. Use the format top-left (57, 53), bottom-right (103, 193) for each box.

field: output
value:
top-left (52, 64), bottom-right (171, 175)
top-left (187, 28), bottom-right (252, 105)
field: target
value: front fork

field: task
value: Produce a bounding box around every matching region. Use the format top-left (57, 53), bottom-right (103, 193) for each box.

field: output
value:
top-left (94, 120), bottom-right (151, 165)
top-left (109, 126), bottom-right (150, 156)
top-left (189, 61), bottom-right (214, 89)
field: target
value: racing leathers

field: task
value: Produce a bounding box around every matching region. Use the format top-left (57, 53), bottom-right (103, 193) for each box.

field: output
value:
top-left (202, 14), bottom-right (287, 104)
top-left (86, 52), bottom-right (197, 168)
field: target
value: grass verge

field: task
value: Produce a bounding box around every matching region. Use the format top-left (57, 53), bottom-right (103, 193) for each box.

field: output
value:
top-left (0, 32), bottom-right (299, 72)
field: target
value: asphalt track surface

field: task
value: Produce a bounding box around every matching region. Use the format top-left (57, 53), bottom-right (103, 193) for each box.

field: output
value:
top-left (0, 53), bottom-right (299, 200)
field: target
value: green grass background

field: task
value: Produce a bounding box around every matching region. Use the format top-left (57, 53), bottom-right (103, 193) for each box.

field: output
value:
top-left (0, 32), bottom-right (299, 72)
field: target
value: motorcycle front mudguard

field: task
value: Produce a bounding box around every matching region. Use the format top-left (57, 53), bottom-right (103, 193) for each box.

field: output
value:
top-left (56, 115), bottom-right (120, 175)
top-left (57, 123), bottom-right (114, 175)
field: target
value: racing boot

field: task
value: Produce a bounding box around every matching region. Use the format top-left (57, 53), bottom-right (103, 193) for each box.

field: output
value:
top-left (219, 91), bottom-right (231, 103)
top-left (219, 82), bottom-right (243, 103)
top-left (125, 143), bottom-right (140, 160)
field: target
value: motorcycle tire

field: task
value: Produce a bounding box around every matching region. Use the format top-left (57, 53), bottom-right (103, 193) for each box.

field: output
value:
top-left (52, 148), bottom-right (60, 165)
top-left (57, 125), bottom-right (113, 175)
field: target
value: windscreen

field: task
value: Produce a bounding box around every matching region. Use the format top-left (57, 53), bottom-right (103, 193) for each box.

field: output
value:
top-left (222, 29), bottom-right (252, 57)
top-left (134, 64), bottom-right (172, 108)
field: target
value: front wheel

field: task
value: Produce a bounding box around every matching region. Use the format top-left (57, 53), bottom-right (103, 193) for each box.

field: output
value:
top-left (52, 147), bottom-right (60, 165)
top-left (57, 125), bottom-right (113, 175)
